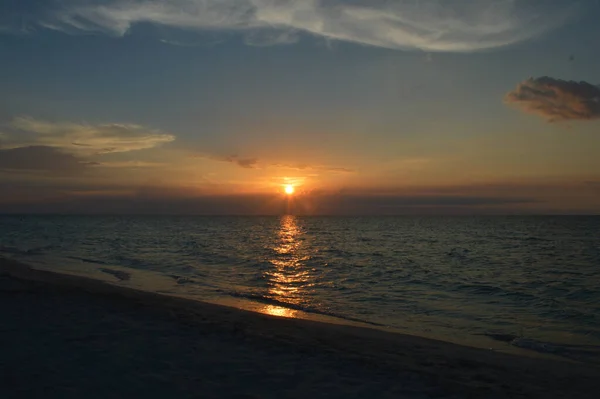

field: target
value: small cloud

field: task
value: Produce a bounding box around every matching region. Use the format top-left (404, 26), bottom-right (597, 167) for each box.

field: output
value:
top-left (5, 117), bottom-right (175, 155)
top-left (197, 153), bottom-right (354, 173)
top-left (321, 166), bottom-right (355, 173)
top-left (159, 39), bottom-right (201, 47)
top-left (201, 154), bottom-right (259, 169)
top-left (505, 77), bottom-right (600, 122)
top-left (231, 157), bottom-right (258, 169)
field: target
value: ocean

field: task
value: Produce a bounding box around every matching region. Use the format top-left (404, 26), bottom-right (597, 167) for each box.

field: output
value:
top-left (2, 215), bottom-right (599, 363)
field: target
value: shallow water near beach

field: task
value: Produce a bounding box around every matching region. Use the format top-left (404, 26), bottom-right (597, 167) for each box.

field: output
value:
top-left (2, 215), bottom-right (600, 363)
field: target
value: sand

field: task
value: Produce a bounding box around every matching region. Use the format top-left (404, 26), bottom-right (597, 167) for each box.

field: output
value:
top-left (1, 257), bottom-right (599, 399)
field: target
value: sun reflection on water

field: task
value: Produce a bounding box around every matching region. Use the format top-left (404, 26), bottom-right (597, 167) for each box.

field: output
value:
top-left (258, 215), bottom-right (313, 318)
top-left (261, 305), bottom-right (299, 318)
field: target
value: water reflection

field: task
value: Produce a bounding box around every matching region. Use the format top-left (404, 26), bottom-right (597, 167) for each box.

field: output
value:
top-left (259, 215), bottom-right (313, 318)
top-left (261, 304), bottom-right (299, 318)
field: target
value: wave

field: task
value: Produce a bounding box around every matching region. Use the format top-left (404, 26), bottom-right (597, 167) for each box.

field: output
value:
top-left (513, 338), bottom-right (600, 364)
top-left (99, 268), bottom-right (131, 281)
top-left (454, 283), bottom-right (539, 302)
top-left (65, 256), bottom-right (110, 266)
top-left (483, 333), bottom-right (600, 364)
top-left (456, 283), bottom-right (504, 295)
top-left (0, 245), bottom-right (55, 256)
top-left (225, 291), bottom-right (385, 327)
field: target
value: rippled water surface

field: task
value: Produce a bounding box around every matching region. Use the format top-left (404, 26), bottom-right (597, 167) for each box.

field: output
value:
top-left (2, 215), bottom-right (599, 361)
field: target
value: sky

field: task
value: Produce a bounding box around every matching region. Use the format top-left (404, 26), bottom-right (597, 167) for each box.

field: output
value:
top-left (1, 0), bottom-right (600, 215)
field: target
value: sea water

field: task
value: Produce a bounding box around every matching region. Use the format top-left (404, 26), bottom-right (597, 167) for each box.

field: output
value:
top-left (1, 215), bottom-right (599, 363)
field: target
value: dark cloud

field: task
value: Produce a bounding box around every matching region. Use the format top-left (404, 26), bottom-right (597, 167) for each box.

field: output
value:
top-left (0, 188), bottom-right (538, 215)
top-left (230, 157), bottom-right (259, 169)
top-left (505, 77), bottom-right (600, 122)
top-left (0, 146), bottom-right (90, 172)
top-left (334, 195), bottom-right (535, 208)
top-left (295, 192), bottom-right (538, 215)
top-left (7, 177), bottom-right (600, 215)
top-left (200, 154), bottom-right (259, 169)
top-left (584, 181), bottom-right (600, 189)
top-left (198, 153), bottom-right (354, 173)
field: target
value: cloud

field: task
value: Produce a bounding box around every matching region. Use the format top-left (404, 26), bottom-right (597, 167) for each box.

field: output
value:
top-left (203, 154), bottom-right (259, 169)
top-left (0, 146), bottom-right (91, 172)
top-left (200, 153), bottom-right (354, 173)
top-left (5, 179), bottom-right (600, 214)
top-left (505, 77), bottom-right (600, 122)
top-left (0, 189), bottom-right (539, 215)
top-left (4, 117), bottom-right (175, 155)
top-left (584, 181), bottom-right (600, 189)
top-left (334, 194), bottom-right (536, 208)
top-left (8, 0), bottom-right (580, 52)
top-left (230, 156), bottom-right (259, 169)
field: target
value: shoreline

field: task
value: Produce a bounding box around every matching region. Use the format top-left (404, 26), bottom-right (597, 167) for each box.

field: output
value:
top-left (2, 256), bottom-right (599, 398)
top-left (7, 253), bottom-right (596, 362)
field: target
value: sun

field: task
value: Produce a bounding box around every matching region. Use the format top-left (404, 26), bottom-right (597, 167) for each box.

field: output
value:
top-left (284, 185), bottom-right (295, 195)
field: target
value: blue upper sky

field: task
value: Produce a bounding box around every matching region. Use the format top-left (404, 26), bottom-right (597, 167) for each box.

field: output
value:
top-left (1, 0), bottom-right (600, 214)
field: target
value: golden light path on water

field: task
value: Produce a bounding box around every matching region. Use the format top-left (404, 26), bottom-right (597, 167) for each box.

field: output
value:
top-left (258, 215), bottom-right (313, 319)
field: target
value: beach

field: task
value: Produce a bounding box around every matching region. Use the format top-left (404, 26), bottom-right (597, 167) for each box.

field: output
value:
top-left (1, 257), bottom-right (599, 398)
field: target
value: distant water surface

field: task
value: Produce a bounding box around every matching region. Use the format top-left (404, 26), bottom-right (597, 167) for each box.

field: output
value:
top-left (1, 215), bottom-right (599, 363)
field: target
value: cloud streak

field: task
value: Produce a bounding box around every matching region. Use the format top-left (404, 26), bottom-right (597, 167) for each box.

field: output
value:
top-left (12, 0), bottom-right (580, 52)
top-left (202, 154), bottom-right (259, 169)
top-left (199, 153), bottom-right (354, 173)
top-left (3, 117), bottom-right (175, 155)
top-left (505, 77), bottom-right (600, 122)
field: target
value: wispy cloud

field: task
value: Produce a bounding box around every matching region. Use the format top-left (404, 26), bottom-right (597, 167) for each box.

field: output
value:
top-left (229, 156), bottom-right (259, 169)
top-left (3, 117), bottom-right (175, 155)
top-left (199, 153), bottom-right (355, 173)
top-left (10, 0), bottom-right (580, 52)
top-left (505, 77), bottom-right (600, 122)
top-left (201, 154), bottom-right (259, 169)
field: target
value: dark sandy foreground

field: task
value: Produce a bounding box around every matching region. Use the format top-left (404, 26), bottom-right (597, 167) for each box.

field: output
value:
top-left (1, 257), bottom-right (599, 399)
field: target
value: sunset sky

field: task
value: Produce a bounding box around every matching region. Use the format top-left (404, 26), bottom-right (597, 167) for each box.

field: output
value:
top-left (1, 0), bottom-right (600, 214)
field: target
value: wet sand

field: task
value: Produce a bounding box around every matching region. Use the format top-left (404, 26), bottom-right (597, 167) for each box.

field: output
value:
top-left (1, 257), bottom-right (599, 398)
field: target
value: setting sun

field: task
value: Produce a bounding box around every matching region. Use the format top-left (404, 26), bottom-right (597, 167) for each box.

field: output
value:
top-left (284, 185), bottom-right (295, 195)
